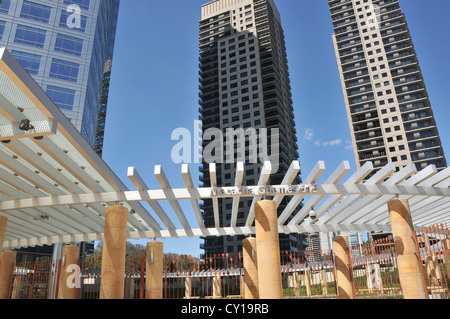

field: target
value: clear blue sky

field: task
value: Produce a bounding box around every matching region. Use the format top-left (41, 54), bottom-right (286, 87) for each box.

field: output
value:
top-left (101, 0), bottom-right (450, 255)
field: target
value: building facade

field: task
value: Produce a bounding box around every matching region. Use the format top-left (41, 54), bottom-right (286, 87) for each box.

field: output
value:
top-left (198, 0), bottom-right (306, 257)
top-left (0, 0), bottom-right (120, 156)
top-left (329, 0), bottom-right (447, 172)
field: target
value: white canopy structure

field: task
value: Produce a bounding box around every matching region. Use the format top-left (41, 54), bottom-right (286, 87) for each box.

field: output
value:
top-left (1, 47), bottom-right (449, 250)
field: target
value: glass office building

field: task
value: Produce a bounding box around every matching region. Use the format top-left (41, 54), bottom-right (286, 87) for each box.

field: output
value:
top-left (0, 0), bottom-right (120, 156)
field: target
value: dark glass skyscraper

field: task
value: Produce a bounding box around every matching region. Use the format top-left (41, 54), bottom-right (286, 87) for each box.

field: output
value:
top-left (0, 0), bottom-right (120, 156)
top-left (198, 0), bottom-right (306, 256)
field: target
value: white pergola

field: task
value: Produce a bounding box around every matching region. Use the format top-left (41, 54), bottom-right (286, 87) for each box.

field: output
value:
top-left (1, 47), bottom-right (449, 250)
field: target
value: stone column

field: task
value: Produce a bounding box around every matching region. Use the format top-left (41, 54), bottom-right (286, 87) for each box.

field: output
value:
top-left (243, 237), bottom-right (258, 299)
top-left (388, 198), bottom-right (427, 299)
top-left (255, 200), bottom-right (282, 299)
top-left (146, 241), bottom-right (164, 299)
top-left (100, 205), bottom-right (128, 299)
top-left (0, 251), bottom-right (16, 299)
top-left (333, 235), bottom-right (354, 299)
top-left (0, 216), bottom-right (7, 251)
top-left (57, 245), bottom-right (80, 299)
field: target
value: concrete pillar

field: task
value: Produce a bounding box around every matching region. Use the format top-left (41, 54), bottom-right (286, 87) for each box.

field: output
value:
top-left (333, 235), bottom-right (354, 299)
top-left (0, 216), bottom-right (7, 251)
top-left (185, 277), bottom-right (192, 299)
top-left (100, 205), bottom-right (128, 299)
top-left (254, 200), bottom-right (282, 299)
top-left (388, 199), bottom-right (427, 299)
top-left (0, 251), bottom-right (16, 299)
top-left (57, 245), bottom-right (80, 299)
top-left (213, 275), bottom-right (222, 299)
top-left (145, 241), bottom-right (164, 299)
top-left (243, 237), bottom-right (258, 299)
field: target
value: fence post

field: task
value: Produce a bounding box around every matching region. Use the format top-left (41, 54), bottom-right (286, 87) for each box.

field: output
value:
top-left (0, 251), bottom-right (16, 299)
top-left (243, 237), bottom-right (258, 299)
top-left (388, 199), bottom-right (427, 299)
top-left (333, 236), bottom-right (354, 299)
top-left (146, 241), bottom-right (164, 299)
top-left (100, 205), bottom-right (128, 299)
top-left (255, 200), bottom-right (283, 299)
top-left (57, 245), bottom-right (80, 299)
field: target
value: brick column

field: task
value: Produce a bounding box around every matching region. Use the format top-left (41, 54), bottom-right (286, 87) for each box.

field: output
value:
top-left (243, 237), bottom-right (258, 299)
top-left (333, 235), bottom-right (354, 299)
top-left (255, 200), bottom-right (282, 299)
top-left (100, 205), bottom-right (128, 299)
top-left (388, 198), bottom-right (427, 299)
top-left (146, 241), bottom-right (164, 299)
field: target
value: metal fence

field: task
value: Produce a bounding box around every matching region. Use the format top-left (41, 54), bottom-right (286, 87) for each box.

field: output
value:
top-left (281, 250), bottom-right (337, 299)
top-left (5, 224), bottom-right (450, 299)
top-left (349, 238), bottom-right (403, 299)
top-left (415, 223), bottom-right (450, 299)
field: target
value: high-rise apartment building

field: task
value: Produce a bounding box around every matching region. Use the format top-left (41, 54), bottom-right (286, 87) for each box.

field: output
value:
top-left (0, 0), bottom-right (119, 156)
top-left (198, 0), bottom-right (306, 256)
top-left (329, 0), bottom-right (447, 172)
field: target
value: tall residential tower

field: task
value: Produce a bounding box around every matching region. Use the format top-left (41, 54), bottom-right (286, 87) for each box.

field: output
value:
top-left (329, 0), bottom-right (447, 172)
top-left (198, 0), bottom-right (306, 256)
top-left (0, 0), bottom-right (120, 156)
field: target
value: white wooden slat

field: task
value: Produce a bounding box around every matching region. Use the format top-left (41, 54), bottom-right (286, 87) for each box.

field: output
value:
top-left (365, 168), bottom-right (450, 224)
top-left (329, 163), bottom-right (416, 225)
top-left (154, 165), bottom-right (192, 235)
top-left (128, 166), bottom-right (173, 231)
top-left (272, 160), bottom-right (301, 207)
top-left (316, 163), bottom-right (396, 225)
top-left (182, 164), bottom-right (205, 230)
top-left (294, 161), bottom-right (374, 226)
top-left (346, 164), bottom-right (437, 224)
top-left (295, 161), bottom-right (351, 226)
top-left (231, 162), bottom-right (244, 227)
top-left (245, 161), bottom-right (272, 227)
top-left (279, 161), bottom-right (326, 225)
top-left (209, 163), bottom-right (220, 229)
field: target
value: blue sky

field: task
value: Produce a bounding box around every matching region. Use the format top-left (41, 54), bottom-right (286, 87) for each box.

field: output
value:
top-left (101, 0), bottom-right (450, 255)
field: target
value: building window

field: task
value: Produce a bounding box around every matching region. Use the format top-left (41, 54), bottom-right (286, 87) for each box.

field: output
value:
top-left (0, 0), bottom-right (11, 14)
top-left (49, 58), bottom-right (80, 82)
top-left (14, 25), bottom-right (46, 48)
top-left (55, 33), bottom-right (83, 56)
top-left (63, 0), bottom-right (90, 11)
top-left (59, 11), bottom-right (87, 32)
top-left (20, 1), bottom-right (51, 23)
top-left (46, 85), bottom-right (76, 110)
top-left (0, 21), bottom-right (5, 40)
top-left (11, 50), bottom-right (41, 75)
